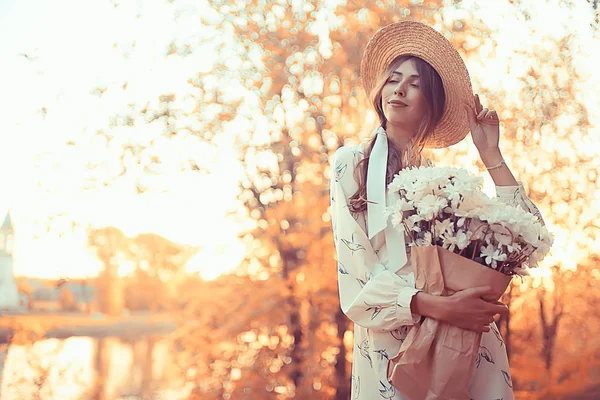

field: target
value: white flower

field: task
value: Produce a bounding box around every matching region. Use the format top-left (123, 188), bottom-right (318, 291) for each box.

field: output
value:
top-left (394, 198), bottom-right (414, 213)
top-left (480, 244), bottom-right (508, 268)
top-left (387, 165), bottom-right (554, 273)
top-left (404, 180), bottom-right (430, 202)
top-left (490, 224), bottom-right (513, 246)
top-left (406, 214), bottom-right (423, 232)
top-left (385, 198), bottom-right (414, 228)
top-left (442, 183), bottom-right (462, 205)
top-left (452, 168), bottom-right (484, 191)
top-left (478, 203), bottom-right (516, 225)
top-left (519, 223), bottom-right (541, 247)
top-left (528, 244), bottom-right (550, 264)
top-left (416, 194), bottom-right (448, 220)
top-left (535, 241), bottom-right (551, 258)
top-left (456, 230), bottom-right (471, 250)
top-left (388, 175), bottom-right (406, 193)
top-left (540, 230), bottom-right (555, 246)
top-left (506, 242), bottom-right (522, 253)
top-left (434, 217), bottom-right (454, 236)
top-left (467, 219), bottom-right (486, 241)
top-left (441, 231), bottom-right (459, 252)
top-left (416, 231), bottom-right (433, 246)
top-left (454, 195), bottom-right (487, 218)
top-left (390, 212), bottom-right (404, 228)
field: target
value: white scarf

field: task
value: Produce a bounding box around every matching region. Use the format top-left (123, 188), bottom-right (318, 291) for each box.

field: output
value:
top-left (366, 127), bottom-right (408, 272)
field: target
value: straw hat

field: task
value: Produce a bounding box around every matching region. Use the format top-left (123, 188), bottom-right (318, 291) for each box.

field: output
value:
top-left (360, 20), bottom-right (475, 148)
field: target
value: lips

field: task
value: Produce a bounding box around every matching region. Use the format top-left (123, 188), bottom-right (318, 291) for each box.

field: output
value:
top-left (388, 100), bottom-right (408, 107)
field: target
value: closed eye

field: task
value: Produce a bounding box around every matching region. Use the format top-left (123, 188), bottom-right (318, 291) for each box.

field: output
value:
top-left (387, 80), bottom-right (419, 88)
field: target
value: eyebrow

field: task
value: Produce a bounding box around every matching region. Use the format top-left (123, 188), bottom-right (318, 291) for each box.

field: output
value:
top-left (391, 71), bottom-right (420, 78)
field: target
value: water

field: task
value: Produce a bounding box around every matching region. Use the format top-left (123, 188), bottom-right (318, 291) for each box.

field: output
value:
top-left (0, 336), bottom-right (192, 400)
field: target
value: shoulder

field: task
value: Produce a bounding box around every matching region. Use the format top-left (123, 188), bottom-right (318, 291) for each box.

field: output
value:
top-left (331, 143), bottom-right (367, 192)
top-left (331, 142), bottom-right (368, 167)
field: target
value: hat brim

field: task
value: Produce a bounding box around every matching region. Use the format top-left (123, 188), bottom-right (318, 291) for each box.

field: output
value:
top-left (361, 21), bottom-right (475, 149)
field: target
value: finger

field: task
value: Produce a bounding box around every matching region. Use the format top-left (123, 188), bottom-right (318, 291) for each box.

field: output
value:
top-left (473, 324), bottom-right (491, 333)
top-left (477, 107), bottom-right (489, 120)
top-left (481, 111), bottom-right (499, 125)
top-left (464, 104), bottom-right (477, 127)
top-left (467, 322), bottom-right (492, 333)
top-left (474, 94), bottom-right (482, 114)
top-left (485, 110), bottom-right (498, 120)
top-left (489, 303), bottom-right (509, 315)
top-left (465, 286), bottom-right (493, 297)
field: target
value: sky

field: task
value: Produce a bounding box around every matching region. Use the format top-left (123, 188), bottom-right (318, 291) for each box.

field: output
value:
top-left (0, 0), bottom-right (598, 280)
top-left (0, 0), bottom-right (246, 279)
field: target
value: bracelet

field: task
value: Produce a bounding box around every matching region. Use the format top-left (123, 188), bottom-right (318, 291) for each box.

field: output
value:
top-left (485, 159), bottom-right (506, 171)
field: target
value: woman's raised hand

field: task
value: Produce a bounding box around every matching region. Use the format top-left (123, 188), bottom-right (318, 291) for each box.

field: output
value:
top-left (465, 94), bottom-right (501, 157)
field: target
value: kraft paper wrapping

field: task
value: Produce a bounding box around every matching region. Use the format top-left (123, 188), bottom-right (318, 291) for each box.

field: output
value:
top-left (388, 245), bottom-right (512, 400)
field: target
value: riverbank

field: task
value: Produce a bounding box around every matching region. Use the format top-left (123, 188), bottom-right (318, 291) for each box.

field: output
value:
top-left (0, 311), bottom-right (179, 344)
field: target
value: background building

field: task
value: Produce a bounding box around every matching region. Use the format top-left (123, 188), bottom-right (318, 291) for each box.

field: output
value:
top-left (0, 213), bottom-right (19, 310)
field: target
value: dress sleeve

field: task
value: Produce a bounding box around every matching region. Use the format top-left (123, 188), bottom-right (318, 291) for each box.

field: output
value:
top-left (495, 181), bottom-right (546, 225)
top-left (330, 146), bottom-right (421, 332)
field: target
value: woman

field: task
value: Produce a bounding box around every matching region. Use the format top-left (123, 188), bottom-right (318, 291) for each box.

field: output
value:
top-left (330, 21), bottom-right (544, 399)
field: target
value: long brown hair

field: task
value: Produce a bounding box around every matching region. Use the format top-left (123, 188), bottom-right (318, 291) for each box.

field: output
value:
top-left (349, 55), bottom-right (446, 213)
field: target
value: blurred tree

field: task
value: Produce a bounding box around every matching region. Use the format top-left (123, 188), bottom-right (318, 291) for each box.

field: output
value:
top-left (466, 11), bottom-right (600, 391)
top-left (24, 0), bottom-right (597, 397)
top-left (124, 270), bottom-right (170, 311)
top-left (88, 227), bottom-right (130, 316)
top-left (88, 227), bottom-right (196, 312)
top-left (131, 233), bottom-right (197, 299)
top-left (587, 0), bottom-right (599, 26)
top-left (538, 266), bottom-right (566, 372)
top-left (490, 32), bottom-right (595, 378)
top-left (168, 1), bottom-right (490, 398)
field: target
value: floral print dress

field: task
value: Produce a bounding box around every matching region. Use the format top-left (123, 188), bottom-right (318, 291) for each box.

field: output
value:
top-left (330, 142), bottom-right (545, 400)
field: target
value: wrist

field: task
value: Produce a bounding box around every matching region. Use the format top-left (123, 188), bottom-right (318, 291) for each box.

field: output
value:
top-left (430, 294), bottom-right (450, 322)
top-left (479, 148), bottom-right (503, 167)
top-left (411, 292), bottom-right (448, 321)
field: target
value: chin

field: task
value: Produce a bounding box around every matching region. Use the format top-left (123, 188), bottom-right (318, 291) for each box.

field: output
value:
top-left (385, 117), bottom-right (409, 126)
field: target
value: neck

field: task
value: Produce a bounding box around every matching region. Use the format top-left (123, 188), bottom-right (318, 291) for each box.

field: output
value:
top-left (385, 123), bottom-right (413, 152)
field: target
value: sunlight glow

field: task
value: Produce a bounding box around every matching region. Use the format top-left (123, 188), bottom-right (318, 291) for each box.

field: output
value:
top-left (0, 0), bottom-right (597, 282)
top-left (0, 0), bottom-right (243, 279)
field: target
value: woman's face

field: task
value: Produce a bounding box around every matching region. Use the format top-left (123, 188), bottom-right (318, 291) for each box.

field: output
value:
top-left (381, 59), bottom-right (428, 132)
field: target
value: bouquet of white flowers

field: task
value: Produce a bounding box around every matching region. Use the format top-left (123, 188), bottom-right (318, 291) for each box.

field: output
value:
top-left (386, 165), bottom-right (553, 276)
top-left (386, 165), bottom-right (554, 400)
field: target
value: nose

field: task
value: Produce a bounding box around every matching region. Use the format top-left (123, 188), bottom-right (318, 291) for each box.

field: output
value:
top-left (393, 82), bottom-right (406, 97)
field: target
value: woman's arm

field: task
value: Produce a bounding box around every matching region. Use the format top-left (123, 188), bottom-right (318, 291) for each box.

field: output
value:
top-left (480, 148), bottom-right (546, 224)
top-left (330, 146), bottom-right (422, 332)
top-left (479, 148), bottom-right (518, 187)
top-left (331, 146), bottom-right (509, 333)
top-left (465, 94), bottom-right (545, 224)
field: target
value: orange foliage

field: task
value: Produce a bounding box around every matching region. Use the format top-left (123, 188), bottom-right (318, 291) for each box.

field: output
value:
top-left (79, 1), bottom-right (600, 398)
